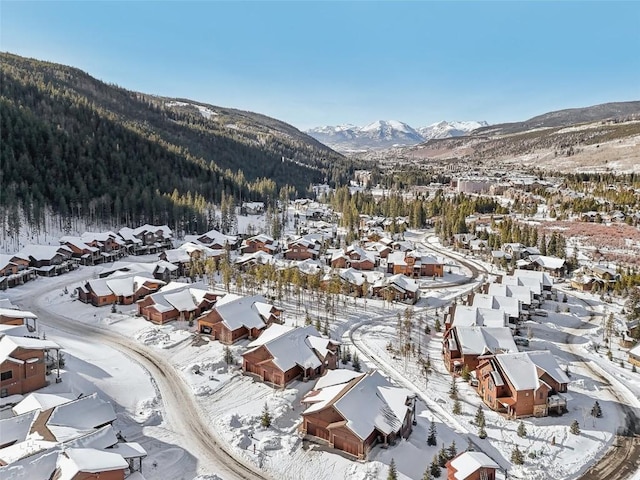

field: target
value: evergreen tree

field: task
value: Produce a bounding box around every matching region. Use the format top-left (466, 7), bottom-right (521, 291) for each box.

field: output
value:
top-left (352, 352), bottom-right (361, 372)
top-left (570, 420), bottom-right (580, 435)
top-left (430, 455), bottom-right (441, 478)
top-left (387, 458), bottom-right (398, 480)
top-left (461, 364), bottom-right (471, 382)
top-left (438, 445), bottom-right (448, 467)
top-left (449, 377), bottom-right (458, 399)
top-left (452, 398), bottom-right (462, 415)
top-left (591, 401), bottom-right (602, 418)
top-left (446, 441), bottom-right (457, 460)
top-left (434, 318), bottom-right (441, 332)
top-left (260, 402), bottom-right (272, 428)
top-left (511, 445), bottom-right (524, 465)
top-left (478, 425), bottom-right (487, 439)
top-left (422, 468), bottom-right (433, 480)
top-left (427, 419), bottom-right (437, 446)
top-left (223, 346), bottom-right (234, 366)
top-left (517, 421), bottom-right (527, 438)
top-left (474, 405), bottom-right (486, 427)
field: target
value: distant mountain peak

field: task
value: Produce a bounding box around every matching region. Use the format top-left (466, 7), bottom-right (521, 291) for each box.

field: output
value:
top-left (306, 119), bottom-right (487, 152)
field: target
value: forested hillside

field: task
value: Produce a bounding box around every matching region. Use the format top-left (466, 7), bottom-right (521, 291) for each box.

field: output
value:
top-left (0, 53), bottom-right (352, 232)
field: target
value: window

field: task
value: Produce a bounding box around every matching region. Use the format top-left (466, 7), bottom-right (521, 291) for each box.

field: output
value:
top-left (0, 388), bottom-right (8, 398)
top-left (1, 371), bottom-right (13, 381)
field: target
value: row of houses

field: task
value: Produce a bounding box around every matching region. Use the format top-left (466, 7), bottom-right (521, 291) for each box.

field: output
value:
top-left (0, 225), bottom-right (173, 291)
top-left (442, 269), bottom-right (571, 419)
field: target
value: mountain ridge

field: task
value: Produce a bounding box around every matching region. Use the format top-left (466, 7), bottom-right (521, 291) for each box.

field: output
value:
top-left (307, 119), bottom-right (487, 152)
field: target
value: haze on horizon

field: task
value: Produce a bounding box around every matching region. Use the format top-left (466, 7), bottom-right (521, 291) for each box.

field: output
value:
top-left (1, 1), bottom-right (639, 131)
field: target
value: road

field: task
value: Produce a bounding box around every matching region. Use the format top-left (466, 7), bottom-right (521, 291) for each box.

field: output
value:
top-left (15, 274), bottom-right (269, 480)
top-left (563, 295), bottom-right (640, 480)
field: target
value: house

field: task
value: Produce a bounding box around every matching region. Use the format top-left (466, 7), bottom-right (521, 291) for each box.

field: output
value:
top-left (321, 268), bottom-right (373, 297)
top-left (0, 254), bottom-right (34, 289)
top-left (80, 231), bottom-right (125, 260)
top-left (442, 326), bottom-right (517, 374)
top-left (59, 236), bottom-right (102, 265)
top-left (446, 451), bottom-right (499, 480)
top-left (160, 242), bottom-right (222, 276)
top-left (571, 265), bottom-right (621, 292)
top-left (197, 294), bottom-right (282, 344)
top-left (1, 392), bottom-right (146, 479)
top-left (77, 273), bottom-right (165, 307)
top-left (234, 251), bottom-right (275, 271)
top-left (470, 293), bottom-right (522, 324)
top-left (98, 260), bottom-right (178, 283)
top-left (16, 245), bottom-right (75, 277)
top-left (475, 350), bottom-right (569, 418)
top-left (387, 251), bottom-right (444, 278)
top-left (486, 283), bottom-right (534, 309)
top-left (371, 274), bottom-right (420, 304)
top-left (240, 234), bottom-right (278, 255)
top-left (242, 324), bottom-right (339, 386)
top-left (0, 334), bottom-right (61, 397)
top-left (511, 269), bottom-right (554, 292)
top-left (0, 307), bottom-right (38, 332)
top-left (118, 225), bottom-right (172, 255)
top-left (301, 369), bottom-right (416, 459)
top-left (242, 201), bottom-right (265, 215)
top-left (344, 245), bottom-right (376, 270)
top-left (529, 255), bottom-right (567, 277)
top-left (186, 228), bottom-right (238, 250)
top-left (629, 343), bottom-right (640, 368)
top-left (138, 282), bottom-right (219, 324)
top-left (284, 237), bottom-right (321, 261)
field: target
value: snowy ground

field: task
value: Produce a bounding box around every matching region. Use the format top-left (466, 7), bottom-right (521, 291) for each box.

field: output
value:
top-left (2, 227), bottom-right (640, 480)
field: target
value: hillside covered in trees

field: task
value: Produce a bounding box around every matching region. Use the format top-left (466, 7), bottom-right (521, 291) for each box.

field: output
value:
top-left (0, 52), bottom-right (353, 232)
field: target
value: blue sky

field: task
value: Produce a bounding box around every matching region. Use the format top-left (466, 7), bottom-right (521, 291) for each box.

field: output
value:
top-left (1, 1), bottom-right (639, 130)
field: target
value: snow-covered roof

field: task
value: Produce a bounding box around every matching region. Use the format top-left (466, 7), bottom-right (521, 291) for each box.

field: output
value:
top-left (513, 269), bottom-right (553, 288)
top-left (0, 411), bottom-right (37, 448)
top-left (313, 369), bottom-right (362, 390)
top-left (0, 335), bottom-right (60, 364)
top-left (333, 370), bottom-right (413, 440)
top-left (105, 273), bottom-right (161, 297)
top-left (495, 350), bottom-right (569, 391)
top-left (502, 275), bottom-right (542, 295)
top-left (65, 425), bottom-right (119, 450)
top-left (47, 393), bottom-right (116, 431)
top-left (0, 444), bottom-right (59, 479)
top-left (57, 448), bottom-right (128, 478)
top-left (80, 231), bottom-right (119, 244)
top-left (454, 326), bottom-right (517, 355)
top-left (530, 255), bottom-right (566, 270)
top-left (59, 236), bottom-right (99, 253)
top-left (132, 224), bottom-right (172, 237)
top-left (17, 245), bottom-right (71, 262)
top-left (629, 343), bottom-right (640, 357)
top-left (487, 283), bottom-right (532, 305)
top-left (384, 274), bottom-right (419, 293)
top-left (0, 308), bottom-right (37, 320)
top-left (12, 392), bottom-right (76, 416)
top-left (471, 293), bottom-right (520, 319)
top-left (162, 248), bottom-right (191, 264)
top-left (163, 289), bottom-right (198, 312)
top-left (245, 325), bottom-right (335, 372)
top-left (452, 306), bottom-right (507, 328)
top-left (449, 451), bottom-right (499, 480)
top-left (214, 294), bottom-right (273, 331)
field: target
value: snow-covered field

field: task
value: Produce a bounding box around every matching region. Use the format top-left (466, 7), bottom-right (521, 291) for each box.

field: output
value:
top-left (2, 227), bottom-right (639, 480)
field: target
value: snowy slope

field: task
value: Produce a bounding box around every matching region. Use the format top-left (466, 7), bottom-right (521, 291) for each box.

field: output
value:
top-left (418, 120), bottom-right (489, 141)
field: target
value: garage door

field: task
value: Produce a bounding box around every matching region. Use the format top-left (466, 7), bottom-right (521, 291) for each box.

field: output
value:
top-left (333, 435), bottom-right (359, 457)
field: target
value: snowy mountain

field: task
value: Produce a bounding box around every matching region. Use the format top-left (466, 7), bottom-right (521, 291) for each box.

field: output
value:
top-left (418, 120), bottom-right (489, 141)
top-left (307, 119), bottom-right (487, 152)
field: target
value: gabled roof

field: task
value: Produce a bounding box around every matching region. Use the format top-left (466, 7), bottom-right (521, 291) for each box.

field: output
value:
top-left (530, 255), bottom-right (566, 270)
top-left (214, 294), bottom-right (274, 331)
top-left (452, 306), bottom-right (507, 328)
top-left (512, 269), bottom-right (553, 288)
top-left (16, 245), bottom-right (72, 262)
top-left (0, 335), bottom-right (60, 364)
top-left (487, 283), bottom-right (532, 305)
top-left (449, 451), bottom-right (499, 480)
top-left (305, 370), bottom-right (413, 441)
top-left (471, 293), bottom-right (520, 319)
top-left (245, 325), bottom-right (337, 372)
top-left (0, 308), bottom-right (37, 320)
top-left (454, 326), bottom-right (517, 355)
top-left (0, 411), bottom-right (37, 448)
top-left (12, 393), bottom-right (76, 416)
top-left (59, 237), bottom-right (99, 253)
top-left (105, 273), bottom-right (163, 297)
top-left (143, 282), bottom-right (214, 313)
top-left (47, 393), bottom-right (116, 431)
top-left (495, 350), bottom-right (569, 391)
top-left (57, 448), bottom-right (128, 478)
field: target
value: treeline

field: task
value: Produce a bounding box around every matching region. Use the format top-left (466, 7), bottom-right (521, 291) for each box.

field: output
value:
top-left (0, 53), bottom-right (354, 232)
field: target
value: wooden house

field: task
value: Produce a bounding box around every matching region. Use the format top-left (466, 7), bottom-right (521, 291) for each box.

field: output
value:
top-left (197, 294), bottom-right (282, 344)
top-left (475, 350), bottom-right (569, 418)
top-left (301, 370), bottom-right (416, 459)
top-left (387, 251), bottom-right (444, 278)
top-left (442, 326), bottom-right (517, 374)
top-left (0, 335), bottom-right (61, 398)
top-left (446, 451), bottom-right (499, 480)
top-left (242, 324), bottom-right (339, 387)
top-left (138, 283), bottom-right (219, 324)
top-left (371, 274), bottom-right (420, 304)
